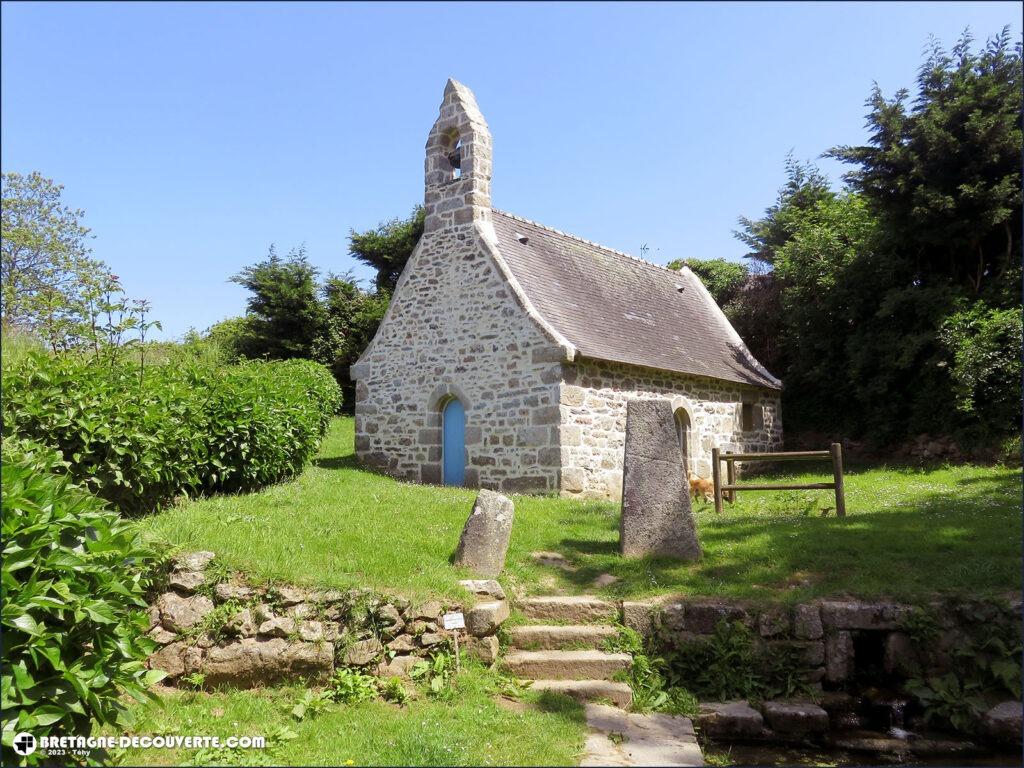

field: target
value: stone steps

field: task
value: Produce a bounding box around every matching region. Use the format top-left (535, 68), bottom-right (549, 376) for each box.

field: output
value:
top-left (502, 649), bottom-right (631, 680)
top-left (518, 596), bottom-right (618, 623)
top-left (508, 624), bottom-right (618, 650)
top-left (529, 679), bottom-right (633, 708)
top-left (502, 594), bottom-right (633, 708)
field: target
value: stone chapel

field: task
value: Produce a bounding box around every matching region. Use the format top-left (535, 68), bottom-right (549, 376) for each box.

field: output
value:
top-left (351, 80), bottom-right (782, 499)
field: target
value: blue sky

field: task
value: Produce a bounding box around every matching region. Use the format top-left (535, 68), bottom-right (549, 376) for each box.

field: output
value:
top-left (2, 1), bottom-right (1019, 339)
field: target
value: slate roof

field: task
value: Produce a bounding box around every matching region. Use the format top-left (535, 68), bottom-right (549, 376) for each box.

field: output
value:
top-left (490, 209), bottom-right (781, 389)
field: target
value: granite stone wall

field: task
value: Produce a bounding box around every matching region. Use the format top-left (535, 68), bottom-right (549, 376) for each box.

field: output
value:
top-left (558, 358), bottom-right (783, 499)
top-left (351, 221), bottom-right (564, 493)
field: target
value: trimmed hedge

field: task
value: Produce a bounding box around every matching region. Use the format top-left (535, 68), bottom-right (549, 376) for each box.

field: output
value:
top-left (1, 353), bottom-right (342, 515)
top-left (1, 439), bottom-right (162, 760)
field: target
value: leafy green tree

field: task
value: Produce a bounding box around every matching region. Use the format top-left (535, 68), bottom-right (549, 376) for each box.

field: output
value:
top-left (723, 158), bottom-right (833, 378)
top-left (724, 273), bottom-right (785, 381)
top-left (771, 194), bottom-right (889, 434)
top-left (230, 246), bottom-right (326, 360)
top-left (1, 172), bottom-right (103, 337)
top-left (666, 257), bottom-right (748, 307)
top-left (735, 155), bottom-right (835, 269)
top-left (348, 206), bottom-right (425, 293)
top-left (939, 305), bottom-right (1022, 437)
top-left (2, 172), bottom-right (158, 355)
top-left (313, 273), bottom-right (389, 409)
top-left (728, 29), bottom-right (1022, 445)
top-left (829, 27), bottom-right (1022, 300)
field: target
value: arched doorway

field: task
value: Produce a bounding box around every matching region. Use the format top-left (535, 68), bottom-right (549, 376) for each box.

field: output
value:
top-left (673, 407), bottom-right (691, 474)
top-left (442, 397), bottom-right (466, 486)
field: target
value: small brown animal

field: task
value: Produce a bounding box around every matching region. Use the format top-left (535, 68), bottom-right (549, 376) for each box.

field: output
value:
top-left (688, 471), bottom-right (715, 504)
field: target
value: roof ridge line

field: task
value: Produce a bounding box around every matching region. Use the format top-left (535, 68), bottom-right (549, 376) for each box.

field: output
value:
top-left (491, 208), bottom-right (686, 277)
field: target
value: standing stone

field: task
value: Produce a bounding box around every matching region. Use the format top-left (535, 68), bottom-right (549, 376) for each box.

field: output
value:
top-left (620, 400), bottom-right (701, 561)
top-left (453, 490), bottom-right (515, 577)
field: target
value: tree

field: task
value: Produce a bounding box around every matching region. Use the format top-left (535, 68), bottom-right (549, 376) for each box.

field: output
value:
top-left (666, 257), bottom-right (748, 307)
top-left (726, 158), bottom-right (836, 380)
top-left (1, 171), bottom-right (105, 335)
top-left (724, 29), bottom-right (1022, 446)
top-left (228, 246), bottom-right (389, 412)
top-left (829, 28), bottom-right (1022, 300)
top-left (348, 206), bottom-right (425, 293)
top-left (230, 246), bottom-right (326, 360)
top-left (312, 273), bottom-right (389, 409)
top-left (735, 154), bottom-right (834, 269)
top-left (2, 172), bottom-right (155, 354)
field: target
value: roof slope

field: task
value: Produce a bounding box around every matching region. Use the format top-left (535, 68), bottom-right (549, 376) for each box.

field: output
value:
top-left (490, 210), bottom-right (781, 389)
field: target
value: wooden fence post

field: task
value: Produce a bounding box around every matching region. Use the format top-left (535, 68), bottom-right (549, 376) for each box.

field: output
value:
top-left (830, 442), bottom-right (846, 517)
top-left (726, 458), bottom-right (737, 504)
top-left (711, 447), bottom-right (723, 514)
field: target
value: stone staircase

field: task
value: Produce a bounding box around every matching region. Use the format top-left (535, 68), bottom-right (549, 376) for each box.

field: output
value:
top-left (501, 596), bottom-right (633, 708)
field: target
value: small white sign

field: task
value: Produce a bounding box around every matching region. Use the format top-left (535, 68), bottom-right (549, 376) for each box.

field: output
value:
top-left (442, 611), bottom-right (465, 630)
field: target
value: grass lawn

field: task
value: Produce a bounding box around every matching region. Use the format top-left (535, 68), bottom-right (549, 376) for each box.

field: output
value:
top-left (139, 417), bottom-right (1021, 604)
top-left (109, 667), bottom-right (585, 766)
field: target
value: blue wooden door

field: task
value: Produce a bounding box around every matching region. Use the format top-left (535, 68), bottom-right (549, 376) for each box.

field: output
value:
top-left (442, 398), bottom-right (466, 486)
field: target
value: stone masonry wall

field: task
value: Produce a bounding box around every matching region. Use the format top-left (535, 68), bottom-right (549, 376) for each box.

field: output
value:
top-left (147, 552), bottom-right (510, 689)
top-left (352, 222), bottom-right (564, 494)
top-left (558, 358), bottom-right (783, 499)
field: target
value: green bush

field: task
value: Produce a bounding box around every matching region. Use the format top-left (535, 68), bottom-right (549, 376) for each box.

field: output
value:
top-left (1, 439), bottom-right (163, 760)
top-left (1, 353), bottom-right (341, 514)
top-left (939, 305), bottom-right (1023, 441)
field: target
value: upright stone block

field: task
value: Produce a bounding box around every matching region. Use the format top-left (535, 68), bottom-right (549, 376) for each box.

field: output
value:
top-left (453, 490), bottom-right (514, 577)
top-left (620, 399), bottom-right (701, 560)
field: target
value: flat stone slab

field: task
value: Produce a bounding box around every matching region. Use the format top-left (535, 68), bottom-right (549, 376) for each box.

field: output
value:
top-left (696, 700), bottom-right (764, 738)
top-left (520, 596), bottom-right (617, 623)
top-left (508, 624), bottom-right (618, 650)
top-left (530, 679), bottom-right (632, 708)
top-left (983, 701), bottom-right (1023, 743)
top-left (502, 649), bottom-right (631, 680)
top-left (582, 703), bottom-right (703, 767)
top-left (820, 600), bottom-right (909, 630)
top-left (760, 700), bottom-right (829, 734)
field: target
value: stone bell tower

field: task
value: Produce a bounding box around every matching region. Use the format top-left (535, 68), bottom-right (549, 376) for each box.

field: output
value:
top-left (423, 79), bottom-right (492, 233)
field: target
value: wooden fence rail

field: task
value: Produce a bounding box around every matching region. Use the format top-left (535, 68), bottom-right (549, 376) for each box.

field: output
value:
top-left (711, 443), bottom-right (846, 516)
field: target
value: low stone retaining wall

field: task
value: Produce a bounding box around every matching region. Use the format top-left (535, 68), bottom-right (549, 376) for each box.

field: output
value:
top-left (145, 552), bottom-right (509, 688)
top-left (624, 594), bottom-right (1022, 747)
top-left (625, 595), bottom-right (1021, 686)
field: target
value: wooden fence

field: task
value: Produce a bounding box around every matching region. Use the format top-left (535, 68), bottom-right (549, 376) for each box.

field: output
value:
top-left (710, 443), bottom-right (846, 516)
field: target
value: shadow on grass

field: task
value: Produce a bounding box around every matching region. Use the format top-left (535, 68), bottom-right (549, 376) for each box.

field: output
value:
top-left (312, 455), bottom-right (362, 471)
top-left (539, 468), bottom-right (1021, 602)
top-left (532, 690), bottom-right (588, 724)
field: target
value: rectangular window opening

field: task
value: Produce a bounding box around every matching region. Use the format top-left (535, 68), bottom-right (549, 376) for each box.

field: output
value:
top-left (741, 403), bottom-right (755, 431)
